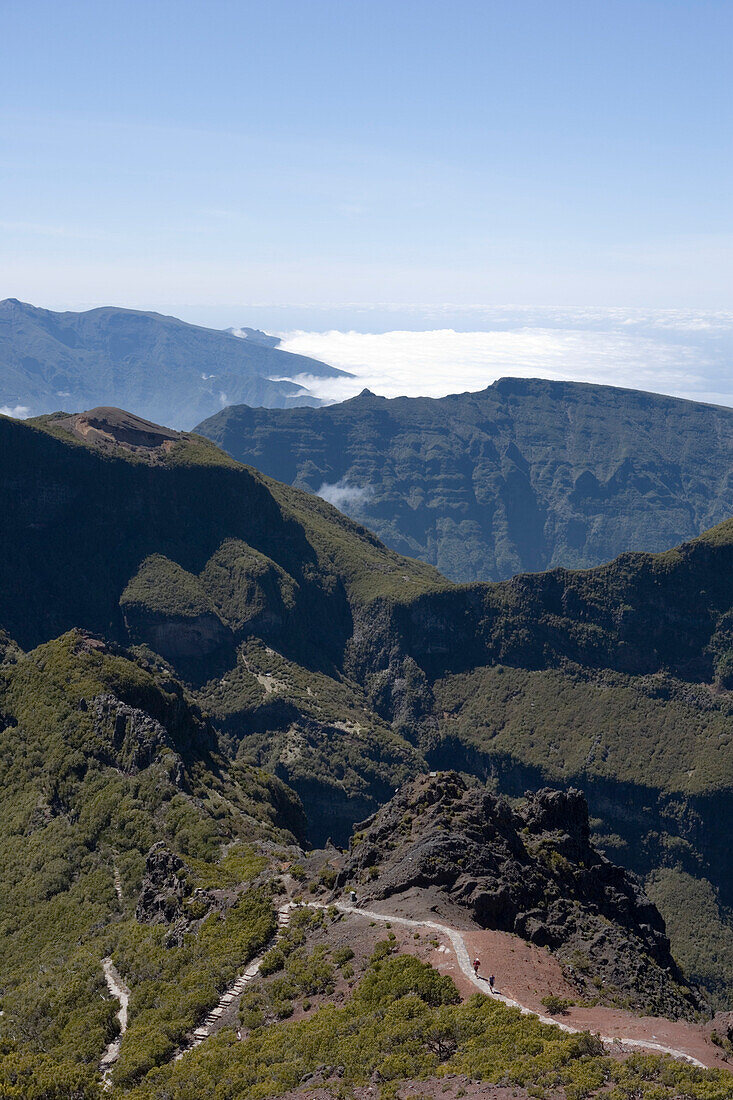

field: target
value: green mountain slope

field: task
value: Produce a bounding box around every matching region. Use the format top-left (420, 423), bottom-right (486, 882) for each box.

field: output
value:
top-left (0, 628), bottom-right (304, 1092)
top-left (0, 406), bottom-right (442, 839)
top-left (195, 378), bottom-right (733, 581)
top-left (0, 298), bottom-right (348, 426)
top-left (3, 405), bottom-right (733, 1010)
top-left (0, 407), bottom-right (441, 655)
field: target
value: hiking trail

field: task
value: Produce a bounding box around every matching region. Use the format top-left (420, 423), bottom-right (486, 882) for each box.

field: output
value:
top-left (173, 902), bottom-right (294, 1059)
top-left (104, 896), bottom-right (720, 1078)
top-left (332, 901), bottom-right (708, 1068)
top-left (100, 957), bottom-right (130, 1088)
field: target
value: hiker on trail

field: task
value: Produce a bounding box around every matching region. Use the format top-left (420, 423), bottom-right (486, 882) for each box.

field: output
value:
top-left (473, 957), bottom-right (480, 976)
top-left (489, 974), bottom-right (495, 992)
top-left (350, 889), bottom-right (357, 904)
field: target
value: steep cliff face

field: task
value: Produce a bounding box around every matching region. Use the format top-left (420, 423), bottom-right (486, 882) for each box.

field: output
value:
top-left (195, 378), bottom-right (733, 582)
top-left (346, 521), bottom-right (733, 687)
top-left (338, 773), bottom-right (702, 1019)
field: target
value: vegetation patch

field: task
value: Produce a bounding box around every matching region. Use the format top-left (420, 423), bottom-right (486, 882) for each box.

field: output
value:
top-left (124, 948), bottom-right (733, 1100)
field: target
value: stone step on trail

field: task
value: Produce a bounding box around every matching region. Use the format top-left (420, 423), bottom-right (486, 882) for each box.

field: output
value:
top-left (175, 901), bottom-right (295, 1061)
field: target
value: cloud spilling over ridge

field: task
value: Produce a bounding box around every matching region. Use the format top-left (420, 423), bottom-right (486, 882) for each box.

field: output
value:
top-left (316, 478), bottom-right (372, 512)
top-left (276, 311), bottom-right (733, 409)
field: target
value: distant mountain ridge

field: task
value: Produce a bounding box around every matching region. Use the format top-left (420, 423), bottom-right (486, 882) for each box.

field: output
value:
top-left (196, 377), bottom-right (733, 581)
top-left (0, 298), bottom-right (347, 426)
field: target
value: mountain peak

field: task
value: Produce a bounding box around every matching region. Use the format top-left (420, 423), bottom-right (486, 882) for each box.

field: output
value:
top-left (351, 387), bottom-right (386, 400)
top-left (54, 406), bottom-right (182, 457)
top-left (226, 326), bottom-right (281, 349)
top-left (0, 300), bottom-right (348, 426)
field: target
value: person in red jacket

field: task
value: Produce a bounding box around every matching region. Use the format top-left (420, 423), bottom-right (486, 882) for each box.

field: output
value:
top-left (473, 957), bottom-right (480, 976)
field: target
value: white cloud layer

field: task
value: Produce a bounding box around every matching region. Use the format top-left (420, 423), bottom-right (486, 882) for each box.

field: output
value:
top-left (277, 309), bottom-right (733, 409)
top-left (316, 478), bottom-right (372, 511)
top-left (0, 405), bottom-right (31, 419)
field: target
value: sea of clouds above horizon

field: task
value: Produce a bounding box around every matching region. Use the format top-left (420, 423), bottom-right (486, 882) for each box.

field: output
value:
top-left (275, 307), bottom-right (733, 409)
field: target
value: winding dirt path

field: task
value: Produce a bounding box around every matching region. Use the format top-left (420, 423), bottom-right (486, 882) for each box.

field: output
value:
top-left (108, 897), bottom-right (726, 1077)
top-left (100, 957), bottom-right (130, 1088)
top-left (331, 901), bottom-right (715, 1069)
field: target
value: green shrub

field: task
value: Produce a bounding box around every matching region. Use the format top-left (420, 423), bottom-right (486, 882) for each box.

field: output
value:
top-left (541, 995), bottom-right (574, 1015)
top-left (259, 947), bottom-right (285, 976)
top-left (332, 946), bottom-right (355, 967)
top-left (319, 866), bottom-right (338, 889)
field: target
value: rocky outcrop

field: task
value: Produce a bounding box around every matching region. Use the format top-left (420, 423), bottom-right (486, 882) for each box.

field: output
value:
top-left (337, 773), bottom-right (704, 1019)
top-left (135, 841), bottom-right (223, 947)
top-left (136, 842), bottom-right (190, 926)
top-left (93, 693), bottom-right (183, 777)
top-left (709, 1012), bottom-right (733, 1057)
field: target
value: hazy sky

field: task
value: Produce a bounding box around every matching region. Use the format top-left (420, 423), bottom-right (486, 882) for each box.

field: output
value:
top-left (2, 0), bottom-right (732, 319)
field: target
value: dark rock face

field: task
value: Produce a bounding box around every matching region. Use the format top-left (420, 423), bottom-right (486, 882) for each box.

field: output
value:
top-left (135, 841), bottom-right (239, 947)
top-left (136, 841), bottom-right (189, 926)
top-left (338, 773), bottom-right (703, 1019)
top-left (710, 1011), bottom-right (733, 1050)
top-left (93, 693), bottom-right (182, 777)
top-left (122, 608), bottom-right (235, 679)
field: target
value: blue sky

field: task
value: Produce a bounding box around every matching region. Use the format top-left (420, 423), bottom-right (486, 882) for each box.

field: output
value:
top-left (2, 0), bottom-right (732, 323)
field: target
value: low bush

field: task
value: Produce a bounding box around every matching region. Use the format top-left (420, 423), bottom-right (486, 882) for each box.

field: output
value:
top-left (541, 995), bottom-right (575, 1015)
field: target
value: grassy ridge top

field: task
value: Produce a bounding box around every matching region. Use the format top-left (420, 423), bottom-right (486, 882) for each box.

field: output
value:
top-left (0, 410), bottom-right (444, 655)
